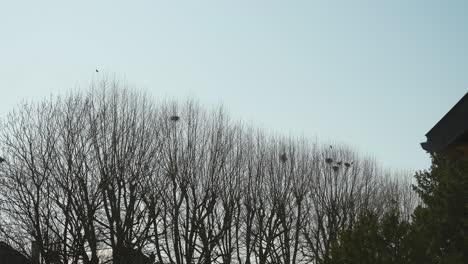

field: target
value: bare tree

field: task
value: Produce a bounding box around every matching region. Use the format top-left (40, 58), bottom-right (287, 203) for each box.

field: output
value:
top-left (86, 84), bottom-right (161, 264)
top-left (0, 81), bottom-right (417, 264)
top-left (0, 100), bottom-right (62, 264)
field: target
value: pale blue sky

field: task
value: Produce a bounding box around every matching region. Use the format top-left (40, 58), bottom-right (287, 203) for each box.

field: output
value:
top-left (1, 1), bottom-right (467, 171)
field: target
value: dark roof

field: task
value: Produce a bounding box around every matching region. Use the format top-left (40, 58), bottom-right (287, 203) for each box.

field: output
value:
top-left (421, 92), bottom-right (468, 153)
top-left (0, 241), bottom-right (31, 264)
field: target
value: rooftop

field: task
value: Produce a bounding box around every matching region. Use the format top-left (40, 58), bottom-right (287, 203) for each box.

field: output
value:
top-left (421, 92), bottom-right (468, 153)
top-left (0, 241), bottom-right (31, 264)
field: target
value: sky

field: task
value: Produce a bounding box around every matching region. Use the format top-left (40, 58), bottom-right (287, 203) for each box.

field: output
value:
top-left (1, 0), bottom-right (467, 172)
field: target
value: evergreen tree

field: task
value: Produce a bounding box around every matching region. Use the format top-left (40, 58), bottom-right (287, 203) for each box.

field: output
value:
top-left (412, 154), bottom-right (468, 263)
top-left (329, 209), bottom-right (412, 264)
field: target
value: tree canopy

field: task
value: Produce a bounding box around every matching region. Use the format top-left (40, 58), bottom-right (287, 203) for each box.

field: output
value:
top-left (0, 82), bottom-right (419, 264)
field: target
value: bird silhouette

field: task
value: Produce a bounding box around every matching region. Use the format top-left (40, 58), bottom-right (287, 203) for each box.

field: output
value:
top-left (95, 69), bottom-right (99, 73)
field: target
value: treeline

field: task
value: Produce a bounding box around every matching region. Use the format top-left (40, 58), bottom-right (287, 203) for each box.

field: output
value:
top-left (0, 83), bottom-right (417, 264)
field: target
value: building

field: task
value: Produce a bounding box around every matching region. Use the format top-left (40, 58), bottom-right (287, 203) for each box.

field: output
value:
top-left (0, 241), bottom-right (31, 264)
top-left (421, 92), bottom-right (468, 156)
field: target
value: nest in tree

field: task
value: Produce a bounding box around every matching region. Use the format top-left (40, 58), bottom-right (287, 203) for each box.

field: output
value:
top-left (280, 153), bottom-right (287, 163)
top-left (332, 165), bottom-right (340, 172)
top-left (325, 158), bottom-right (333, 164)
top-left (170, 115), bottom-right (180, 121)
